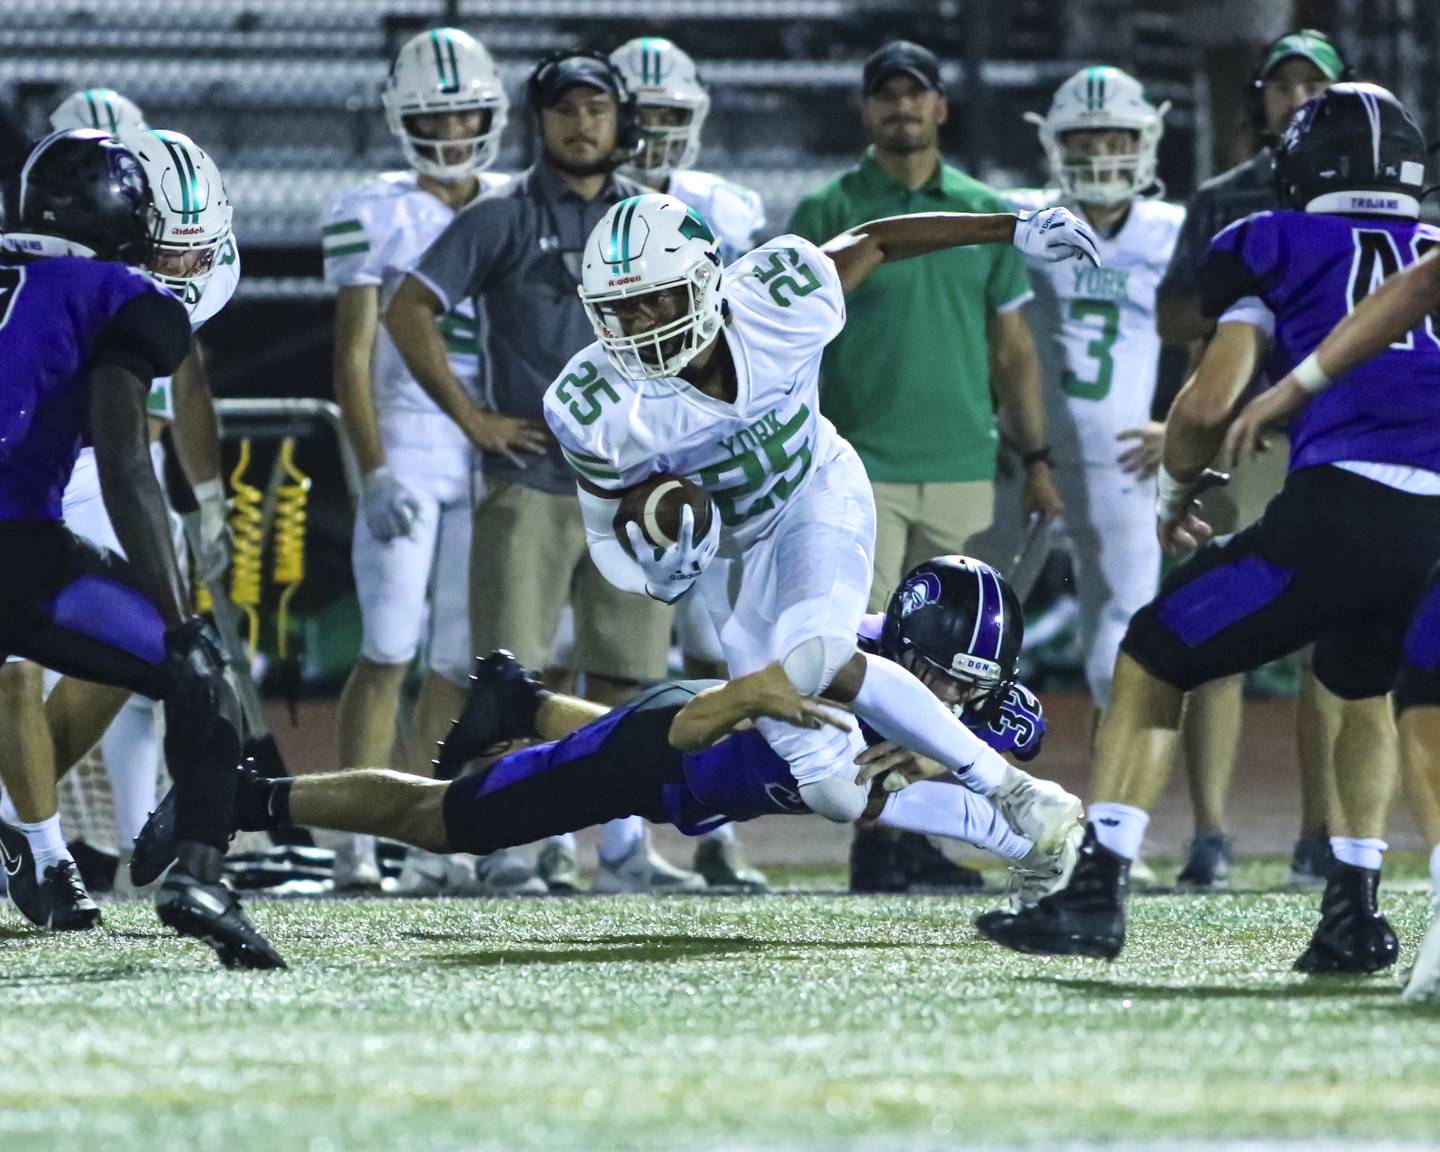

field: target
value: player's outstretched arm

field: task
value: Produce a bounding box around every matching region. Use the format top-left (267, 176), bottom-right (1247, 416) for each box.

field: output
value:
top-left (669, 663), bottom-right (854, 753)
top-left (823, 207), bottom-right (1100, 293)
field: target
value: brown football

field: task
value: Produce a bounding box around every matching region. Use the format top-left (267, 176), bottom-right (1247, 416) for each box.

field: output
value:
top-left (615, 473), bottom-right (715, 557)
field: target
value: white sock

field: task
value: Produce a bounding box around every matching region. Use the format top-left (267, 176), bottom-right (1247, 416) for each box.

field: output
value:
top-left (1330, 835), bottom-right (1387, 872)
top-left (1430, 843), bottom-right (1440, 894)
top-left (100, 697), bottom-right (162, 851)
top-left (851, 653), bottom-right (1008, 794)
top-left (19, 814), bottom-right (71, 881)
top-left (701, 823), bottom-right (735, 844)
top-left (545, 833), bottom-right (577, 852)
top-left (878, 780), bottom-right (1031, 861)
top-left (1089, 802), bottom-right (1149, 861)
top-left (599, 816), bottom-right (644, 863)
top-left (0, 790), bottom-right (18, 825)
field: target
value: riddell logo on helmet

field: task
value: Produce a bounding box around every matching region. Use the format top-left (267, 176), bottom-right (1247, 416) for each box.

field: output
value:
top-left (172, 226), bottom-right (206, 235)
top-left (610, 274), bottom-right (642, 285)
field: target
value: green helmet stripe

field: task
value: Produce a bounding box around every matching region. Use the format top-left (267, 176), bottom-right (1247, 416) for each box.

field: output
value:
top-left (619, 198), bottom-right (640, 272)
top-left (608, 197), bottom-right (628, 266)
top-left (82, 89), bottom-right (102, 130)
top-left (446, 36), bottom-right (461, 93)
top-left (160, 135), bottom-right (195, 225)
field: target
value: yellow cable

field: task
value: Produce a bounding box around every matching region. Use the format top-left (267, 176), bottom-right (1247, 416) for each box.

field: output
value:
top-left (272, 436), bottom-right (311, 660)
top-left (228, 438), bottom-right (263, 657)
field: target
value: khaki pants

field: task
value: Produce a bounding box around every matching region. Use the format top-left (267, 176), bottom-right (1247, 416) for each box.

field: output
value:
top-left (470, 482), bottom-right (672, 680)
top-left (868, 480), bottom-right (996, 611)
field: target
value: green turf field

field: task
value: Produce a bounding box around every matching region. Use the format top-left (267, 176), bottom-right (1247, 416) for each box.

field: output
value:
top-left (3, 860), bottom-right (1438, 1152)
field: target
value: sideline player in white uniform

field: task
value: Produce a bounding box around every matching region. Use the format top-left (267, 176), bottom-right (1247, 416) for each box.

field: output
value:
top-left (49, 87), bottom-right (146, 136)
top-left (545, 193), bottom-right (1098, 851)
top-left (0, 124), bottom-right (235, 914)
top-left (1000, 67), bottom-right (1182, 708)
top-left (323, 28), bottom-right (523, 893)
top-left (609, 35), bottom-right (770, 889)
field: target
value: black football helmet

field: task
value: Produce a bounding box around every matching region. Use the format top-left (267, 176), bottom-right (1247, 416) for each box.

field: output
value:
top-left (13, 128), bottom-right (162, 264)
top-left (1275, 83), bottom-right (1426, 215)
top-left (880, 555), bottom-right (1024, 711)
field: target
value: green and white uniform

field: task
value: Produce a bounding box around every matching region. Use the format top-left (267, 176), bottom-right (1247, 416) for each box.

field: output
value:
top-left (666, 169), bottom-right (765, 266)
top-left (547, 235), bottom-right (873, 785)
top-left (321, 169), bottom-right (506, 682)
top-left (1003, 188), bottom-right (1184, 703)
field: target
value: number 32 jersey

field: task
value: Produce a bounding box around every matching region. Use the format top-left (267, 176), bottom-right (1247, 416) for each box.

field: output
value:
top-left (1007, 189), bottom-right (1183, 467)
top-left (544, 236), bottom-right (849, 554)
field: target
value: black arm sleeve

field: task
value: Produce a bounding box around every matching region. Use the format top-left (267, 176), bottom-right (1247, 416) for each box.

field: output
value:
top-left (91, 291), bottom-right (192, 381)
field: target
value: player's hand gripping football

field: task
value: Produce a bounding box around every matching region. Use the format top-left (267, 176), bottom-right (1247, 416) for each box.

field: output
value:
top-left (361, 465), bottom-right (421, 543)
top-left (854, 741), bottom-right (945, 792)
top-left (462, 407), bottom-right (551, 468)
top-left (1220, 376), bottom-right (1311, 469)
top-left (1013, 207), bottom-right (1101, 266)
top-left (623, 503), bottom-right (721, 603)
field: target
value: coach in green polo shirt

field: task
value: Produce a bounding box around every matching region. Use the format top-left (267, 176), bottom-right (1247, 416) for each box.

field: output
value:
top-left (790, 41), bottom-right (1061, 615)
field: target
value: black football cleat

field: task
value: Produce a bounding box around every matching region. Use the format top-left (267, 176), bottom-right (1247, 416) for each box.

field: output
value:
top-left (156, 872), bottom-right (286, 970)
top-left (974, 823), bottom-right (1127, 960)
top-left (130, 785), bottom-right (178, 888)
top-left (1294, 861), bottom-right (1398, 975)
top-left (849, 827), bottom-right (907, 893)
top-left (0, 821), bottom-right (101, 930)
top-left (434, 650), bottom-right (551, 780)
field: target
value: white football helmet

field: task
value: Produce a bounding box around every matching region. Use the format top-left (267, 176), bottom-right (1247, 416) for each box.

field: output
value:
top-left (50, 88), bottom-right (146, 135)
top-left (1025, 65), bottom-right (1168, 205)
top-left (579, 193), bottom-right (723, 380)
top-left (609, 38), bottom-right (710, 185)
top-left (383, 27), bottom-right (508, 182)
top-left (119, 129), bottom-right (232, 306)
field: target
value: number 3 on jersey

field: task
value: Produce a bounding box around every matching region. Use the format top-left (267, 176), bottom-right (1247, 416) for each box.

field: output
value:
top-left (1061, 299), bottom-right (1119, 401)
top-left (0, 267), bottom-right (26, 332)
top-left (556, 360), bottom-right (619, 426)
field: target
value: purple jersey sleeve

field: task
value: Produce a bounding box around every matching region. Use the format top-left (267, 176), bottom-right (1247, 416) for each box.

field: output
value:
top-left (1199, 212), bottom-right (1287, 320)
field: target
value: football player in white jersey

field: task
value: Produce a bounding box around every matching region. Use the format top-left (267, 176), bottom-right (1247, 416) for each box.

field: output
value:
top-left (997, 67), bottom-right (1182, 711)
top-left (0, 125), bottom-right (235, 923)
top-left (545, 193), bottom-right (1098, 850)
top-left (609, 35), bottom-right (770, 888)
top-left (323, 27), bottom-right (523, 893)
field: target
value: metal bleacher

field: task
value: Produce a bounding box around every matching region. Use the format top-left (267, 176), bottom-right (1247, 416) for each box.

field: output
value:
top-left (0, 0), bottom-right (1202, 284)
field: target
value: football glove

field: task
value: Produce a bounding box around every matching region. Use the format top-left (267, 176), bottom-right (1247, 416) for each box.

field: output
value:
top-left (623, 503), bottom-right (720, 603)
top-left (361, 465), bottom-right (421, 543)
top-left (191, 477), bottom-right (230, 584)
top-left (1014, 206), bottom-right (1101, 266)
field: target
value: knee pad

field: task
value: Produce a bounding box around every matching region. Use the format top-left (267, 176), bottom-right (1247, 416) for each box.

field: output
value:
top-left (799, 775), bottom-right (869, 823)
top-left (782, 635), bottom-right (857, 696)
top-left (163, 654), bottom-right (243, 773)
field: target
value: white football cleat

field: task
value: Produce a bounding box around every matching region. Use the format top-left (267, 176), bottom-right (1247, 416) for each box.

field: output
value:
top-left (1402, 894), bottom-right (1440, 1003)
top-left (1004, 821), bottom-right (1084, 912)
top-left (594, 830), bottom-right (706, 894)
top-left (331, 833), bottom-right (383, 891)
top-left (474, 847), bottom-right (548, 896)
top-left (395, 849), bottom-right (481, 895)
top-left (992, 764), bottom-right (1084, 857)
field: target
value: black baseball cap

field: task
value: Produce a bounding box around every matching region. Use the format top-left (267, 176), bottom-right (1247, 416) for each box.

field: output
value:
top-left (529, 53), bottom-right (622, 111)
top-left (863, 41), bottom-right (942, 97)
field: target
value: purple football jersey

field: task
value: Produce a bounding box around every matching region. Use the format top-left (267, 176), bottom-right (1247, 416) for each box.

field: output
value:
top-left (1205, 210), bottom-right (1440, 473)
top-left (0, 255), bottom-right (168, 521)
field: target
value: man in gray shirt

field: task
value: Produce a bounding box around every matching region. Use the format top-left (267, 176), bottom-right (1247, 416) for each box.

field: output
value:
top-left (385, 51), bottom-right (698, 893)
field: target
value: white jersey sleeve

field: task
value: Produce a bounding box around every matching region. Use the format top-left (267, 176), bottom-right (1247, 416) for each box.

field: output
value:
top-left (146, 235), bottom-right (241, 421)
top-left (722, 234), bottom-right (845, 356)
top-left (544, 346), bottom-right (655, 494)
top-left (667, 170), bottom-right (767, 265)
top-left (321, 183), bottom-right (391, 288)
